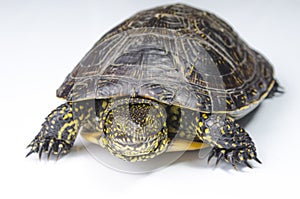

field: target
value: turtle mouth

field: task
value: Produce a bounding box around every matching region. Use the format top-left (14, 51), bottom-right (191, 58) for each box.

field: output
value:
top-left (113, 129), bottom-right (161, 145)
top-left (101, 127), bottom-right (169, 161)
top-left (102, 117), bottom-right (169, 159)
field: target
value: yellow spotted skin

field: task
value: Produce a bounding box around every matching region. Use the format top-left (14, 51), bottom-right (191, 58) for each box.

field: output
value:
top-left (99, 97), bottom-right (169, 162)
top-left (27, 97), bottom-right (261, 168)
top-left (193, 113), bottom-right (260, 168)
top-left (167, 107), bottom-right (260, 168)
top-left (27, 97), bottom-right (260, 168)
top-left (26, 101), bottom-right (95, 159)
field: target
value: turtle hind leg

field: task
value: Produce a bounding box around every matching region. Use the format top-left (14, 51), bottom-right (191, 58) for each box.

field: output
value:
top-left (267, 80), bottom-right (284, 98)
top-left (196, 114), bottom-right (261, 169)
top-left (26, 102), bottom-right (80, 160)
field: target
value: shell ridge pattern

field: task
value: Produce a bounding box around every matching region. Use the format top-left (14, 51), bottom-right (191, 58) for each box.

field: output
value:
top-left (56, 3), bottom-right (275, 115)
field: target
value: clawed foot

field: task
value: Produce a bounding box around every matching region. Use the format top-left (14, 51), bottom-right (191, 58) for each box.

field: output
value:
top-left (207, 147), bottom-right (262, 169)
top-left (26, 137), bottom-right (72, 160)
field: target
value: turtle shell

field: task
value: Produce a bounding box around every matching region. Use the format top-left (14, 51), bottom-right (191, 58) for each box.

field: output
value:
top-left (57, 4), bottom-right (275, 118)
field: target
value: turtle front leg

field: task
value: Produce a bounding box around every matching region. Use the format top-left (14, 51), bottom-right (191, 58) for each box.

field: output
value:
top-left (195, 113), bottom-right (261, 169)
top-left (26, 102), bottom-right (81, 159)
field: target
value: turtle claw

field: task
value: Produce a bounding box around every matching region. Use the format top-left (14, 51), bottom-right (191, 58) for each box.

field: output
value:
top-left (207, 150), bottom-right (214, 164)
top-left (26, 143), bottom-right (33, 149)
top-left (26, 137), bottom-right (71, 160)
top-left (38, 146), bottom-right (44, 160)
top-left (47, 147), bottom-right (53, 160)
top-left (56, 146), bottom-right (64, 161)
top-left (267, 80), bottom-right (284, 98)
top-left (208, 147), bottom-right (260, 170)
top-left (207, 148), bottom-right (223, 167)
top-left (215, 151), bottom-right (223, 167)
top-left (25, 149), bottom-right (35, 158)
top-left (254, 157), bottom-right (262, 164)
top-left (244, 160), bottom-right (253, 169)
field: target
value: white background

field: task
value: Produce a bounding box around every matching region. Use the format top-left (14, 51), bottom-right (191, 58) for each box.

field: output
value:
top-left (1, 0), bottom-right (299, 198)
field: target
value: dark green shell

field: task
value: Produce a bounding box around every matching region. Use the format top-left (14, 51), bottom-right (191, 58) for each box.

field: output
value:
top-left (57, 4), bottom-right (275, 118)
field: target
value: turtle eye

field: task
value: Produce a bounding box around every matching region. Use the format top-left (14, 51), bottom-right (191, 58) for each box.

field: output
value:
top-left (116, 124), bottom-right (121, 130)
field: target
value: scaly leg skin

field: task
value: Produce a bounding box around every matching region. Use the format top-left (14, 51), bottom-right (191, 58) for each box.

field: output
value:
top-left (195, 113), bottom-right (261, 169)
top-left (26, 102), bottom-right (81, 160)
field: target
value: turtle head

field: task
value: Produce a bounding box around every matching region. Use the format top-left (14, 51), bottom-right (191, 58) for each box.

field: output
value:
top-left (99, 98), bottom-right (169, 161)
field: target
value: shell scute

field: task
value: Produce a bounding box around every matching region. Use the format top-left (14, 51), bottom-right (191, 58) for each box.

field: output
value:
top-left (57, 4), bottom-right (275, 116)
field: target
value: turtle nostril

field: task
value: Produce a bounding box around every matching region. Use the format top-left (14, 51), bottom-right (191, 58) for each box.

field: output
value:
top-left (129, 103), bottom-right (153, 126)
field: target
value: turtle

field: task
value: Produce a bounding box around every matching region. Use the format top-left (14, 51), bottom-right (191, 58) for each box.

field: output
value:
top-left (26, 3), bottom-right (282, 168)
